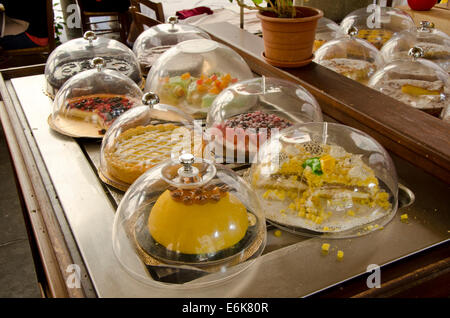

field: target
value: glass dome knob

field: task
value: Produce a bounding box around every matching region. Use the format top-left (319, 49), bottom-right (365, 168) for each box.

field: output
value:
top-left (178, 153), bottom-right (197, 177)
top-left (347, 26), bottom-right (359, 37)
top-left (167, 16), bottom-right (179, 32)
top-left (419, 20), bottom-right (435, 32)
top-left (142, 92), bottom-right (160, 107)
top-left (408, 46), bottom-right (424, 60)
top-left (90, 57), bottom-right (106, 71)
top-left (83, 31), bottom-right (97, 44)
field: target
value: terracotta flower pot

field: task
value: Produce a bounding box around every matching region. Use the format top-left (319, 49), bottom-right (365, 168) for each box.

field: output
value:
top-left (257, 6), bottom-right (323, 68)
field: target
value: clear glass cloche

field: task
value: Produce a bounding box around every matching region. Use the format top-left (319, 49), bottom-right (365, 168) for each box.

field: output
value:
top-left (144, 39), bottom-right (253, 118)
top-left (205, 76), bottom-right (323, 163)
top-left (314, 26), bottom-right (383, 84)
top-left (132, 16), bottom-right (211, 74)
top-left (112, 153), bottom-right (266, 287)
top-left (45, 31), bottom-right (143, 97)
top-left (340, 6), bottom-right (415, 50)
top-left (50, 57), bottom-right (143, 138)
top-left (247, 122), bottom-right (398, 238)
top-left (99, 92), bottom-right (202, 189)
top-left (369, 47), bottom-right (450, 116)
top-left (380, 21), bottom-right (450, 73)
top-left (314, 17), bottom-right (342, 52)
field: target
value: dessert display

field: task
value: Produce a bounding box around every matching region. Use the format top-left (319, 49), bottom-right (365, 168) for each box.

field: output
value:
top-left (132, 16), bottom-right (210, 74)
top-left (205, 77), bottom-right (323, 162)
top-left (100, 92), bottom-right (200, 189)
top-left (64, 94), bottom-right (136, 131)
top-left (112, 154), bottom-right (266, 286)
top-left (149, 185), bottom-right (248, 255)
top-left (381, 21), bottom-right (450, 73)
top-left (50, 57), bottom-right (143, 138)
top-left (248, 122), bottom-right (398, 238)
top-left (340, 6), bottom-right (415, 50)
top-left (314, 27), bottom-right (383, 84)
top-left (145, 39), bottom-right (253, 118)
top-left (314, 17), bottom-right (341, 52)
top-left (212, 111), bottom-right (293, 156)
top-left (318, 58), bottom-right (377, 82)
top-left (369, 47), bottom-right (450, 116)
top-left (159, 72), bottom-right (238, 111)
top-left (45, 31), bottom-right (142, 97)
top-left (356, 29), bottom-right (393, 50)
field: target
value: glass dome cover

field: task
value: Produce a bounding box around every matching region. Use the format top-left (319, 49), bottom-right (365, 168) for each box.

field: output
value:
top-left (112, 154), bottom-right (266, 288)
top-left (99, 92), bottom-right (201, 190)
top-left (340, 6), bottom-right (415, 49)
top-left (314, 26), bottom-right (383, 84)
top-left (144, 39), bottom-right (253, 118)
top-left (369, 46), bottom-right (450, 116)
top-left (45, 31), bottom-right (143, 97)
top-left (314, 17), bottom-right (342, 52)
top-left (132, 16), bottom-right (211, 74)
top-left (205, 77), bottom-right (323, 163)
top-left (247, 122), bottom-right (398, 238)
top-left (50, 57), bottom-right (143, 138)
top-left (380, 21), bottom-right (450, 73)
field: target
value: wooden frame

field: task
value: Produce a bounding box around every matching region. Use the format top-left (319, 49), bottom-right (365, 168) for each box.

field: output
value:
top-left (76, 0), bottom-right (130, 43)
top-left (0, 0), bottom-right (56, 69)
top-left (0, 65), bottom-right (95, 298)
top-left (130, 0), bottom-right (165, 23)
top-left (129, 5), bottom-right (160, 34)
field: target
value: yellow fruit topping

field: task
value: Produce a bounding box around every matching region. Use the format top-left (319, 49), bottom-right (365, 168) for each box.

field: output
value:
top-left (320, 154), bottom-right (336, 175)
top-left (337, 250), bottom-right (344, 261)
top-left (321, 243), bottom-right (330, 254)
top-left (401, 85), bottom-right (441, 96)
top-left (255, 143), bottom-right (392, 227)
top-left (180, 72), bottom-right (191, 80)
top-left (274, 230), bottom-right (282, 237)
top-left (400, 214), bottom-right (408, 223)
top-left (148, 190), bottom-right (248, 254)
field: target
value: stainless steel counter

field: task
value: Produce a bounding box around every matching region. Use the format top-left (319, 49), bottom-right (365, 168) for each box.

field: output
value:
top-left (6, 74), bottom-right (450, 297)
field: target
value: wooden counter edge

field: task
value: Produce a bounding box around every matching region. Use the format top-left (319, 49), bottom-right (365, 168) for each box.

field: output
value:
top-left (0, 71), bottom-right (85, 298)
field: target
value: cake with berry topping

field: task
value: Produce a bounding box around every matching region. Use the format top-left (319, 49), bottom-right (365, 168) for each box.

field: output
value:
top-left (64, 94), bottom-right (137, 132)
top-left (210, 111), bottom-right (293, 161)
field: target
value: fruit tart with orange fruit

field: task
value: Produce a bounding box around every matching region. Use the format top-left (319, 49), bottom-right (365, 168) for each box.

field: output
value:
top-left (158, 72), bottom-right (238, 116)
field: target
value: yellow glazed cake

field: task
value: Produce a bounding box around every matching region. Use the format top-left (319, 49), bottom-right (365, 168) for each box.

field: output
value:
top-left (148, 187), bottom-right (249, 254)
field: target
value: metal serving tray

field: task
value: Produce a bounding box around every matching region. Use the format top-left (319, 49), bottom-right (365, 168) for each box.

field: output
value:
top-left (3, 73), bottom-right (448, 297)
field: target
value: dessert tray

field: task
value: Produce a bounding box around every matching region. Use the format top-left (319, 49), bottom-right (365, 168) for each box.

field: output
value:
top-left (48, 57), bottom-right (143, 138)
top-left (144, 39), bottom-right (253, 118)
top-left (112, 153), bottom-right (266, 287)
top-left (45, 31), bottom-right (142, 98)
top-left (205, 76), bottom-right (323, 162)
top-left (132, 16), bottom-right (211, 74)
top-left (248, 122), bottom-right (398, 238)
top-left (99, 92), bottom-right (203, 191)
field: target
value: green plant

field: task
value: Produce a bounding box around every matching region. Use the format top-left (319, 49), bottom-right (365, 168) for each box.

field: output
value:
top-left (229, 0), bottom-right (297, 18)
